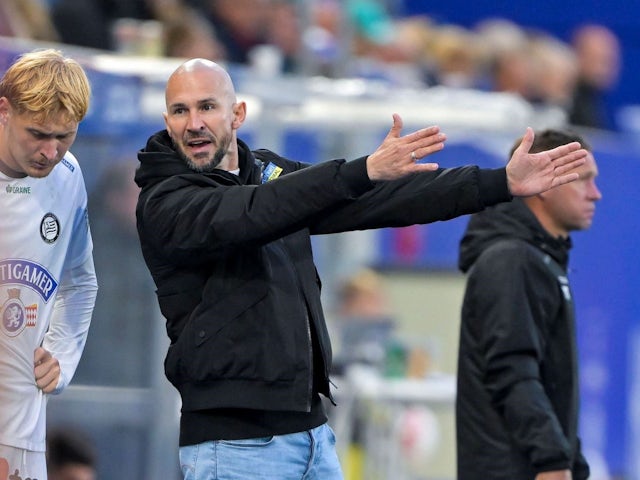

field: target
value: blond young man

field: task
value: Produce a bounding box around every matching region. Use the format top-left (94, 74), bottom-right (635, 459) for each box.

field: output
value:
top-left (0, 49), bottom-right (97, 479)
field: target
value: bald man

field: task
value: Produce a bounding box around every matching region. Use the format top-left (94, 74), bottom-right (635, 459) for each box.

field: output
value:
top-left (134, 58), bottom-right (587, 479)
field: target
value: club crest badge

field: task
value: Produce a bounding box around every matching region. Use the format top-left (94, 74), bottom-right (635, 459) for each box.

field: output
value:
top-left (40, 213), bottom-right (60, 244)
top-left (261, 162), bottom-right (283, 184)
top-left (2, 288), bottom-right (37, 337)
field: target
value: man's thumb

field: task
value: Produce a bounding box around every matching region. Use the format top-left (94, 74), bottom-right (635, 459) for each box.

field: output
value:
top-left (387, 113), bottom-right (403, 138)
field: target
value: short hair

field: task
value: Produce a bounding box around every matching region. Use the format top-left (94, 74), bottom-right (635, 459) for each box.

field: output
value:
top-left (338, 268), bottom-right (384, 305)
top-left (509, 129), bottom-right (591, 158)
top-left (46, 429), bottom-right (97, 470)
top-left (0, 48), bottom-right (91, 124)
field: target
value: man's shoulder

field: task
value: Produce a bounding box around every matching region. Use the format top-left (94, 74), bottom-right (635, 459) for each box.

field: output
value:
top-left (57, 151), bottom-right (81, 173)
top-left (52, 152), bottom-right (85, 185)
top-left (474, 238), bottom-right (541, 270)
top-left (252, 148), bottom-right (282, 163)
top-left (482, 238), bottom-right (532, 257)
top-left (252, 149), bottom-right (307, 171)
top-left (48, 152), bottom-right (87, 194)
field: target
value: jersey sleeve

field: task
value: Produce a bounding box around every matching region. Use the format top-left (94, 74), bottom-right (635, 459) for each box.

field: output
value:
top-left (42, 155), bottom-right (98, 393)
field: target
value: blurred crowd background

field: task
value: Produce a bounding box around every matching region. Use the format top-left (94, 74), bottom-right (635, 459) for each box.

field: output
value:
top-left (2, 1), bottom-right (640, 479)
top-left (0, 0), bottom-right (637, 128)
top-left (0, 0), bottom-right (630, 130)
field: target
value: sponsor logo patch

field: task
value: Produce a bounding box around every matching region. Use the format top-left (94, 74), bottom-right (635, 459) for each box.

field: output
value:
top-left (5, 184), bottom-right (31, 194)
top-left (0, 259), bottom-right (58, 302)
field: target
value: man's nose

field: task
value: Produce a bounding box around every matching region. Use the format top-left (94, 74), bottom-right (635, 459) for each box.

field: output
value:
top-left (40, 140), bottom-right (58, 160)
top-left (187, 112), bottom-right (205, 130)
top-left (589, 180), bottom-right (602, 201)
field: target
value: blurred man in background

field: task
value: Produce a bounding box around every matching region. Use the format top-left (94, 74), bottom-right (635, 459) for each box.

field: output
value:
top-left (456, 129), bottom-right (601, 480)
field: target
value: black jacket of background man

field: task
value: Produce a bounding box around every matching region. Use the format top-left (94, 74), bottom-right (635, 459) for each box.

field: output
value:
top-left (456, 198), bottom-right (590, 480)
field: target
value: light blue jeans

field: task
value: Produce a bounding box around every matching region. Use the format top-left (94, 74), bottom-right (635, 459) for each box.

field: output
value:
top-left (179, 423), bottom-right (343, 480)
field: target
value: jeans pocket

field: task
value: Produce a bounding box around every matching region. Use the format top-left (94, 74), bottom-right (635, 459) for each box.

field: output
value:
top-left (218, 436), bottom-right (275, 448)
top-left (179, 444), bottom-right (197, 478)
top-left (179, 442), bottom-right (215, 480)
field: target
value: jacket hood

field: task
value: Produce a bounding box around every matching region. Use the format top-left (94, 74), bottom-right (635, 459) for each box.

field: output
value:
top-left (134, 130), bottom-right (257, 189)
top-left (458, 197), bottom-right (571, 273)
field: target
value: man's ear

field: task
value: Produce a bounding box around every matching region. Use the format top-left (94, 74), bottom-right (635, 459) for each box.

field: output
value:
top-left (232, 101), bottom-right (247, 129)
top-left (0, 97), bottom-right (10, 125)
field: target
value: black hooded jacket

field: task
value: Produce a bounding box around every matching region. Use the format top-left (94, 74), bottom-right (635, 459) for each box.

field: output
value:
top-left (134, 130), bottom-right (511, 444)
top-left (456, 198), bottom-right (590, 480)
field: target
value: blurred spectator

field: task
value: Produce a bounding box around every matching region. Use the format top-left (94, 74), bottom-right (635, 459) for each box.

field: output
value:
top-left (393, 15), bottom-right (440, 86)
top-left (490, 46), bottom-right (533, 99)
top-left (474, 17), bottom-right (528, 52)
top-left (46, 428), bottom-right (97, 480)
top-left (163, 6), bottom-right (225, 60)
top-left (0, 0), bottom-right (59, 42)
top-left (347, 0), bottom-right (396, 52)
top-left (302, 0), bottom-right (344, 76)
top-left (428, 24), bottom-right (483, 89)
top-left (112, 1), bottom-right (195, 57)
top-left (50, 0), bottom-right (184, 53)
top-left (346, 0), bottom-right (408, 62)
top-left (336, 267), bottom-right (391, 318)
top-left (529, 33), bottom-right (578, 113)
top-left (51, 0), bottom-right (136, 50)
top-left (264, 0), bottom-right (303, 73)
top-left (329, 267), bottom-right (395, 480)
top-left (201, 0), bottom-right (269, 64)
top-left (473, 18), bottom-right (532, 96)
top-left (568, 23), bottom-right (621, 130)
top-left (342, 1), bottom-right (430, 86)
top-left (331, 268), bottom-right (395, 374)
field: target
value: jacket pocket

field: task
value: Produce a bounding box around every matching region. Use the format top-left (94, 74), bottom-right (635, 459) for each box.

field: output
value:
top-left (192, 277), bottom-right (269, 347)
top-left (181, 277), bottom-right (300, 384)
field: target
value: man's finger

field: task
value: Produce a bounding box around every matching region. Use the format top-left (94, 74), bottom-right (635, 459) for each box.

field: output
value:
top-left (386, 113), bottom-right (403, 139)
top-left (549, 141), bottom-right (583, 158)
top-left (553, 156), bottom-right (587, 176)
top-left (35, 360), bottom-right (60, 391)
top-left (410, 163), bottom-right (440, 173)
top-left (406, 126), bottom-right (444, 146)
top-left (410, 132), bottom-right (446, 158)
top-left (551, 172), bottom-right (581, 188)
top-left (549, 146), bottom-right (587, 165)
top-left (33, 346), bottom-right (49, 365)
top-left (37, 371), bottom-right (59, 393)
top-left (516, 127), bottom-right (534, 154)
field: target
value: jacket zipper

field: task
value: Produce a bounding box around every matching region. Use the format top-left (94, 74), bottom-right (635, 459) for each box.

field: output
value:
top-left (273, 238), bottom-right (314, 412)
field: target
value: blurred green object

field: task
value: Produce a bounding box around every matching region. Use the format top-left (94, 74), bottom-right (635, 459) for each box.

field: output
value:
top-left (384, 340), bottom-right (407, 378)
top-left (346, 0), bottom-right (394, 44)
